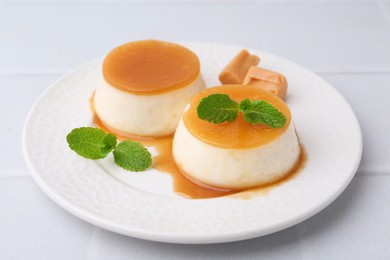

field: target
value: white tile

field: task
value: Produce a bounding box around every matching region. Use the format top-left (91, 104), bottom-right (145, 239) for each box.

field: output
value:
top-left (115, 3), bottom-right (266, 48)
top-left (77, 225), bottom-right (304, 260)
top-left (0, 75), bottom-right (57, 176)
top-left (6, 174), bottom-right (387, 259)
top-left (0, 177), bottom-right (95, 259)
top-left (3, 0), bottom-right (255, 3)
top-left (382, 1), bottom-right (390, 26)
top-left (3, 2), bottom-right (262, 72)
top-left (297, 174), bottom-right (390, 259)
top-left (260, 0), bottom-right (382, 2)
top-left (0, 3), bottom-right (125, 72)
top-left (1, 0), bottom-right (384, 3)
top-left (2, 2), bottom-right (389, 73)
top-left (90, 174), bottom-right (388, 260)
top-left (257, 2), bottom-right (390, 72)
top-left (321, 73), bottom-right (390, 173)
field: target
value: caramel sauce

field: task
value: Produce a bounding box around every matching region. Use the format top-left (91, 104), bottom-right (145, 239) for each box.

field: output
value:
top-left (183, 85), bottom-right (291, 149)
top-left (90, 94), bottom-right (306, 199)
top-left (92, 113), bottom-right (235, 199)
top-left (103, 40), bottom-right (200, 95)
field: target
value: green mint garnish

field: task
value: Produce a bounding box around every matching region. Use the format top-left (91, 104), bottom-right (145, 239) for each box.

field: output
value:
top-left (66, 127), bottom-right (117, 159)
top-left (196, 94), bottom-right (239, 123)
top-left (66, 127), bottom-right (152, 172)
top-left (239, 99), bottom-right (287, 128)
top-left (197, 94), bottom-right (287, 128)
top-left (113, 140), bottom-right (152, 172)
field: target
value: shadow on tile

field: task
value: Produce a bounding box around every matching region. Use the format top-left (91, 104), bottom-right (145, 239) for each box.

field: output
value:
top-left (91, 175), bottom-right (363, 259)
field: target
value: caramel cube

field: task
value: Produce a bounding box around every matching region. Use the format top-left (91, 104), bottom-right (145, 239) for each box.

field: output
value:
top-left (243, 66), bottom-right (288, 100)
top-left (219, 50), bottom-right (260, 84)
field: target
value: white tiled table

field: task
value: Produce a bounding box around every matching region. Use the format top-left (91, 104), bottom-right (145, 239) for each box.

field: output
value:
top-left (1, 1), bottom-right (390, 259)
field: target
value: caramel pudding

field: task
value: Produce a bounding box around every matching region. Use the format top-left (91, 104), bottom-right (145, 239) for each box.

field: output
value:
top-left (172, 85), bottom-right (300, 190)
top-left (93, 40), bottom-right (206, 137)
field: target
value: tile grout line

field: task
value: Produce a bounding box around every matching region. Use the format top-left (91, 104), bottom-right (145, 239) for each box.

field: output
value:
top-left (0, 172), bottom-right (387, 180)
top-left (0, 70), bottom-right (66, 77)
top-left (257, 0), bottom-right (386, 3)
top-left (315, 69), bottom-right (390, 75)
top-left (86, 228), bottom-right (103, 259)
top-left (0, 174), bottom-right (32, 180)
top-left (2, 0), bottom-right (256, 5)
top-left (357, 171), bottom-right (390, 176)
top-left (3, 0), bottom-right (390, 5)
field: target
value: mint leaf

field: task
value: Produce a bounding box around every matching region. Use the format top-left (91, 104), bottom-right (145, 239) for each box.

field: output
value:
top-left (113, 140), bottom-right (152, 172)
top-left (66, 127), bottom-right (117, 159)
top-left (66, 127), bottom-right (152, 172)
top-left (197, 94), bottom-right (239, 123)
top-left (239, 99), bottom-right (286, 128)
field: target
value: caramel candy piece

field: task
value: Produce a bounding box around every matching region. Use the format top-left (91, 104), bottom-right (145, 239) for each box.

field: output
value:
top-left (219, 50), bottom-right (260, 84)
top-left (243, 66), bottom-right (288, 100)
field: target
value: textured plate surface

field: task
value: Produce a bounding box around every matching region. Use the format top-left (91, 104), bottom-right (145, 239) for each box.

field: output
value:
top-left (22, 42), bottom-right (362, 244)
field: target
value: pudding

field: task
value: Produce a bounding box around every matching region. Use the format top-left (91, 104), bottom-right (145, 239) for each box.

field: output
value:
top-left (93, 40), bottom-right (205, 137)
top-left (172, 85), bottom-right (300, 190)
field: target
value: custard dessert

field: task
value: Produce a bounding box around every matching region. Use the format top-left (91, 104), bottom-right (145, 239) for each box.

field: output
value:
top-left (172, 85), bottom-right (300, 190)
top-left (93, 40), bottom-right (206, 137)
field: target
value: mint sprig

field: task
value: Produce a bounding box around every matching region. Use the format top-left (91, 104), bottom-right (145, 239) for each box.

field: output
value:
top-left (66, 127), bottom-right (117, 159)
top-left (196, 95), bottom-right (287, 128)
top-left (239, 99), bottom-right (287, 128)
top-left (113, 140), bottom-right (152, 172)
top-left (197, 94), bottom-right (239, 123)
top-left (66, 127), bottom-right (152, 171)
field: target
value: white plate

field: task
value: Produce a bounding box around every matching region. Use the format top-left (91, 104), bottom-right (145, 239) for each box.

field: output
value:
top-left (22, 42), bottom-right (362, 244)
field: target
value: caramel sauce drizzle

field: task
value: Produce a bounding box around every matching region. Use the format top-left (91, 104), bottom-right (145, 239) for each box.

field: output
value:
top-left (90, 95), bottom-right (306, 199)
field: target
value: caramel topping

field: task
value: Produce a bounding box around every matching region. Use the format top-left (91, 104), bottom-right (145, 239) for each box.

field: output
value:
top-left (91, 93), bottom-right (305, 199)
top-left (218, 49), bottom-right (260, 84)
top-left (243, 66), bottom-right (288, 100)
top-left (183, 85), bottom-right (291, 149)
top-left (103, 40), bottom-right (200, 95)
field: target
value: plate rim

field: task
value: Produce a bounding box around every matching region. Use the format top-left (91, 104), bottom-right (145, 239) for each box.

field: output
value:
top-left (22, 42), bottom-right (363, 244)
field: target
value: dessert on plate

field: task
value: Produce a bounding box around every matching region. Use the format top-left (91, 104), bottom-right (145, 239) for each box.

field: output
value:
top-left (69, 43), bottom-right (303, 198)
top-left (93, 40), bottom-right (206, 137)
top-left (172, 84), bottom-right (301, 190)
